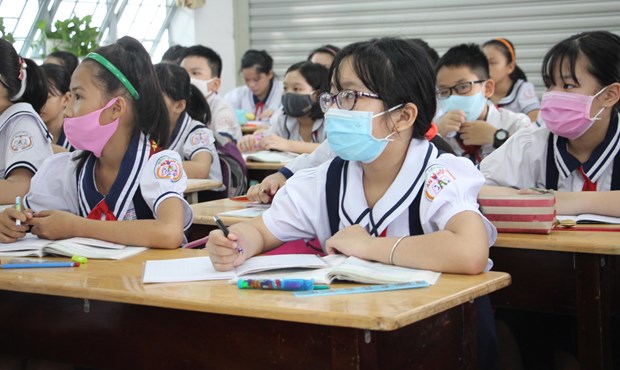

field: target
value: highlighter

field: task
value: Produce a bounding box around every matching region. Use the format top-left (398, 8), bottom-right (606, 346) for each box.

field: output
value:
top-left (237, 278), bottom-right (328, 291)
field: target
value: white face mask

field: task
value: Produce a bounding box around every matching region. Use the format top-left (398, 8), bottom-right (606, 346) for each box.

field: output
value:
top-left (190, 77), bottom-right (216, 98)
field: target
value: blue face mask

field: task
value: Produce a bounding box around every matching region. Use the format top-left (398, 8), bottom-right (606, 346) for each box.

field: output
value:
top-left (325, 105), bottom-right (402, 163)
top-left (438, 89), bottom-right (487, 122)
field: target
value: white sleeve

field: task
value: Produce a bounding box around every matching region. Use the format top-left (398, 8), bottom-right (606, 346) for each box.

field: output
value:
top-left (283, 140), bottom-right (336, 175)
top-left (212, 100), bottom-right (242, 141)
top-left (517, 82), bottom-right (541, 114)
top-left (480, 127), bottom-right (548, 189)
top-left (504, 110), bottom-right (532, 136)
top-left (223, 87), bottom-right (243, 110)
top-left (139, 150), bottom-right (193, 230)
top-left (183, 126), bottom-right (216, 161)
top-left (4, 116), bottom-right (53, 176)
top-left (24, 152), bottom-right (79, 213)
top-left (420, 155), bottom-right (497, 247)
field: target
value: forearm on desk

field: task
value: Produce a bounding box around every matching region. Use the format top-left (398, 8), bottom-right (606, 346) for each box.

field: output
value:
top-left (555, 190), bottom-right (620, 216)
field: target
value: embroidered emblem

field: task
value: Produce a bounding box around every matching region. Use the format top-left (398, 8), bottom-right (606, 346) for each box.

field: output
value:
top-left (10, 131), bottom-right (33, 152)
top-left (424, 164), bottom-right (455, 201)
top-left (154, 156), bottom-right (183, 182)
top-left (190, 130), bottom-right (209, 146)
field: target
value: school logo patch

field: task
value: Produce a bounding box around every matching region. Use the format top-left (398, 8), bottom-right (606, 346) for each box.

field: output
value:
top-left (154, 156), bottom-right (183, 182)
top-left (190, 131), bottom-right (209, 146)
top-left (10, 131), bottom-right (33, 152)
top-left (424, 164), bottom-right (455, 201)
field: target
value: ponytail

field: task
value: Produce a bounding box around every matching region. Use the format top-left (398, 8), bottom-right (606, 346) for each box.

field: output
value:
top-left (187, 84), bottom-right (211, 125)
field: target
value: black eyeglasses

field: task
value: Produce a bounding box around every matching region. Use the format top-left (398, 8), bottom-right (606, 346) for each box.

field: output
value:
top-left (436, 80), bottom-right (486, 99)
top-left (319, 90), bottom-right (382, 113)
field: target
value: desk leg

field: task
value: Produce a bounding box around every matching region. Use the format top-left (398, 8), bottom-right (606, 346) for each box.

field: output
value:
top-left (186, 192), bottom-right (198, 204)
top-left (575, 253), bottom-right (612, 370)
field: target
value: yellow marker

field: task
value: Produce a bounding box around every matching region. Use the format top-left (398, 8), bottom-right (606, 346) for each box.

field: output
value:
top-left (71, 255), bottom-right (88, 264)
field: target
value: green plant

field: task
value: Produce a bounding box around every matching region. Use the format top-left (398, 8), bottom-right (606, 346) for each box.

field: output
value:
top-left (37, 15), bottom-right (99, 57)
top-left (0, 18), bottom-right (15, 43)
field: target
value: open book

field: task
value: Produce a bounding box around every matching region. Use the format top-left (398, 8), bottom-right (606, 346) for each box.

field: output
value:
top-left (217, 207), bottom-right (267, 218)
top-left (0, 234), bottom-right (147, 260)
top-left (142, 254), bottom-right (441, 285)
top-left (556, 214), bottom-right (620, 225)
top-left (243, 151), bottom-right (298, 163)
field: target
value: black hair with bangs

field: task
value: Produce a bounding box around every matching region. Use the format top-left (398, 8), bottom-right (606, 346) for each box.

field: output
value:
top-left (329, 37), bottom-right (436, 139)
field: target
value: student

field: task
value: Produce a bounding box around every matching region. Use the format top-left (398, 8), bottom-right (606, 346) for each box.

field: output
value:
top-left (483, 38), bottom-right (540, 122)
top-left (237, 61), bottom-right (328, 154)
top-left (40, 63), bottom-right (73, 153)
top-left (181, 45), bottom-right (242, 143)
top-left (480, 30), bottom-right (620, 369)
top-left (161, 44), bottom-right (187, 64)
top-left (208, 38), bottom-right (499, 369)
top-left (0, 36), bottom-right (192, 248)
top-left (307, 44), bottom-right (340, 69)
top-left (44, 50), bottom-right (79, 75)
top-left (155, 62), bottom-right (222, 182)
top-left (435, 43), bottom-right (531, 164)
top-left (224, 49), bottom-right (284, 121)
top-left (0, 38), bottom-right (52, 206)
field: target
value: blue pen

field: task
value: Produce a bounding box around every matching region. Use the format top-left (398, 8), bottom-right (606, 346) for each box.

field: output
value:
top-left (1, 262), bottom-right (80, 269)
top-left (14, 196), bottom-right (21, 226)
top-left (237, 278), bottom-right (329, 291)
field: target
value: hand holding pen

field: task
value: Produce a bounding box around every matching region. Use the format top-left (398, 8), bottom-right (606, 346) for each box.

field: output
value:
top-left (206, 216), bottom-right (246, 272)
top-left (0, 196), bottom-right (33, 243)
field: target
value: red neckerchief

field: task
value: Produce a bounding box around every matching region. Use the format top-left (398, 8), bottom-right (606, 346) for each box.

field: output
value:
top-left (579, 166), bottom-right (597, 191)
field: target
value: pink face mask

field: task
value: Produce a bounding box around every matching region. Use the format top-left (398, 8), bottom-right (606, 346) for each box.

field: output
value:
top-left (540, 87), bottom-right (607, 140)
top-left (64, 98), bottom-right (120, 157)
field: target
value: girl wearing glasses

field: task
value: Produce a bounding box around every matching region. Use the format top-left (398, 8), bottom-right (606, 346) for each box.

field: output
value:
top-left (237, 61), bottom-right (329, 154)
top-left (208, 37), bottom-right (499, 368)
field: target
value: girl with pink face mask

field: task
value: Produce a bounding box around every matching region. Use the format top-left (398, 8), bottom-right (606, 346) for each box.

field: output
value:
top-left (0, 36), bottom-right (193, 248)
top-left (480, 31), bottom-right (620, 218)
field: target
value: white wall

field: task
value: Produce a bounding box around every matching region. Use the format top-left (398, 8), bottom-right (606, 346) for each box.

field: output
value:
top-left (170, 0), bottom-right (238, 95)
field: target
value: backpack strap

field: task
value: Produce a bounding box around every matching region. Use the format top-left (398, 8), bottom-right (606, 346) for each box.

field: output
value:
top-left (545, 133), bottom-right (559, 190)
top-left (326, 157), bottom-right (346, 236)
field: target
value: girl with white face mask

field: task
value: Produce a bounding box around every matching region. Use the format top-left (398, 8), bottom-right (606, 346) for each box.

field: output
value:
top-left (0, 36), bottom-right (193, 249)
top-left (480, 31), bottom-right (620, 217)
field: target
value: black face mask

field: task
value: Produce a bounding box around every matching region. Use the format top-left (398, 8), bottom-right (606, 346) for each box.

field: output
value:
top-left (281, 93), bottom-right (314, 117)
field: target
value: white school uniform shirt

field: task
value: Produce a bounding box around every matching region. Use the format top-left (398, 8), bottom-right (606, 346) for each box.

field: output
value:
top-left (0, 103), bottom-right (53, 179)
top-left (25, 132), bottom-right (193, 230)
top-left (480, 112), bottom-right (620, 191)
top-left (168, 112), bottom-right (223, 184)
top-left (224, 80), bottom-right (284, 120)
top-left (496, 79), bottom-right (540, 116)
top-left (206, 93), bottom-right (242, 142)
top-left (444, 101), bottom-right (532, 163)
top-left (264, 110), bottom-right (326, 143)
top-left (263, 138), bottom-right (497, 271)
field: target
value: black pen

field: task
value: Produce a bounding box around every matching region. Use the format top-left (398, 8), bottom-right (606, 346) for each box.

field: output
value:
top-left (212, 216), bottom-right (244, 254)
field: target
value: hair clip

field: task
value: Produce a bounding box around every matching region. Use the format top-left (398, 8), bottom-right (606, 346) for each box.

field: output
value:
top-left (17, 56), bottom-right (27, 81)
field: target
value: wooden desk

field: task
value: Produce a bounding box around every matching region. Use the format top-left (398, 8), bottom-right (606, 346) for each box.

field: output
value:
top-left (491, 231), bottom-right (620, 370)
top-left (0, 249), bottom-right (510, 369)
top-left (191, 197), bottom-right (254, 225)
top-left (184, 179), bottom-right (223, 204)
top-left (245, 161), bottom-right (287, 183)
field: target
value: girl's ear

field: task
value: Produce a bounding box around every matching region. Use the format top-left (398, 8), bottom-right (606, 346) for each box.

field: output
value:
top-left (506, 61), bottom-right (516, 75)
top-left (175, 99), bottom-right (187, 114)
top-left (602, 82), bottom-right (620, 108)
top-left (61, 91), bottom-right (71, 108)
top-left (393, 102), bottom-right (418, 133)
top-left (111, 96), bottom-right (128, 120)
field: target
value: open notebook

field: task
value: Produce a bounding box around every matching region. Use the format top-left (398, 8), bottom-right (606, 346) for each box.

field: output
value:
top-left (0, 234), bottom-right (147, 260)
top-left (243, 151), bottom-right (298, 163)
top-left (142, 254), bottom-right (441, 285)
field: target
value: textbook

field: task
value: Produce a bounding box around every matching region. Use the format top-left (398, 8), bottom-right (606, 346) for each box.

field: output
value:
top-left (478, 193), bottom-right (556, 234)
top-left (0, 234), bottom-right (147, 260)
top-left (237, 254), bottom-right (442, 285)
top-left (142, 254), bottom-right (328, 283)
top-left (555, 214), bottom-right (620, 225)
top-left (243, 151), bottom-right (298, 163)
top-left (143, 254), bottom-right (441, 285)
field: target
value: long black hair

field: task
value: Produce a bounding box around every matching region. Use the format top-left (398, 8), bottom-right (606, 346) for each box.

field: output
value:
top-left (155, 62), bottom-right (211, 125)
top-left (41, 63), bottom-right (71, 96)
top-left (83, 36), bottom-right (170, 147)
top-left (330, 37), bottom-right (436, 140)
top-left (285, 61), bottom-right (329, 120)
top-left (483, 38), bottom-right (527, 82)
top-left (0, 38), bottom-right (48, 113)
top-left (542, 30), bottom-right (620, 110)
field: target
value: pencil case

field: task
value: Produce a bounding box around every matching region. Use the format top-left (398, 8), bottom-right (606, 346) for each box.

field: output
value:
top-left (478, 193), bottom-right (556, 234)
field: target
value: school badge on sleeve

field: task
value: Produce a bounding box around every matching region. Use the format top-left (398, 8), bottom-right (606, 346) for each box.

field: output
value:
top-left (10, 131), bottom-right (34, 152)
top-left (424, 164), bottom-right (455, 201)
top-left (189, 131), bottom-right (209, 146)
top-left (154, 156), bottom-right (183, 182)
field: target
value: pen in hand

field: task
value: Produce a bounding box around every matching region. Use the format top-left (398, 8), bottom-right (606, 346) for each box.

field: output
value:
top-left (15, 196), bottom-right (21, 226)
top-left (212, 216), bottom-right (244, 255)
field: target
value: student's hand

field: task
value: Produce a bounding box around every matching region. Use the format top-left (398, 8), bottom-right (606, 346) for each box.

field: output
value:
top-left (0, 208), bottom-right (33, 243)
top-left (260, 134), bottom-right (290, 152)
top-left (28, 210), bottom-right (82, 240)
top-left (247, 172), bottom-right (287, 203)
top-left (205, 229), bottom-right (246, 271)
top-left (437, 110), bottom-right (466, 137)
top-left (459, 121), bottom-right (496, 146)
top-left (237, 134), bottom-right (258, 153)
top-left (258, 109), bottom-right (274, 120)
top-left (325, 224), bottom-right (373, 258)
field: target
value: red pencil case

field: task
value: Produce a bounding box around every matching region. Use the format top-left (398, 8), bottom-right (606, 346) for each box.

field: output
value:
top-left (478, 193), bottom-right (556, 234)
